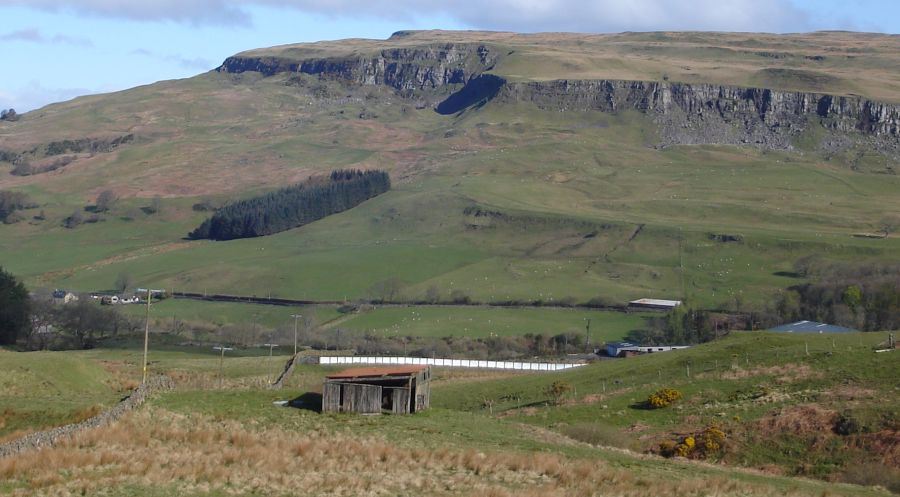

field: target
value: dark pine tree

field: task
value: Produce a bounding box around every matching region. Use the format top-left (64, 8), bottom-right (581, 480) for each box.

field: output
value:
top-left (189, 169), bottom-right (390, 241)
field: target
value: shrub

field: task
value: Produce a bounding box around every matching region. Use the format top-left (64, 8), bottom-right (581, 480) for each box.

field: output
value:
top-left (544, 380), bottom-right (573, 405)
top-left (62, 210), bottom-right (84, 228)
top-left (660, 425), bottom-right (726, 459)
top-left (647, 388), bottom-right (682, 409)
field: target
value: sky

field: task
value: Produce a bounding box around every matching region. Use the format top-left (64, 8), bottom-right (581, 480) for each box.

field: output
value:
top-left (0, 0), bottom-right (898, 112)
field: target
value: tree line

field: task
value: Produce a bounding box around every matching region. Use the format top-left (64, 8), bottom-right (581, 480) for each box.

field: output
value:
top-left (188, 169), bottom-right (391, 241)
top-left (0, 190), bottom-right (37, 224)
top-left (0, 267), bottom-right (137, 349)
top-left (773, 259), bottom-right (900, 331)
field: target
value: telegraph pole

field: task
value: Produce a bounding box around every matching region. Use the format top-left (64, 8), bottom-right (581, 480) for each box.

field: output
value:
top-left (584, 318), bottom-right (592, 353)
top-left (213, 345), bottom-right (233, 388)
top-left (290, 314), bottom-right (302, 356)
top-left (142, 289), bottom-right (153, 384)
top-left (264, 343), bottom-right (279, 383)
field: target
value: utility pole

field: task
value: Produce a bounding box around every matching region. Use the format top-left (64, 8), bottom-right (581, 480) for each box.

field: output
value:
top-left (142, 289), bottom-right (153, 384)
top-left (584, 318), bottom-right (592, 353)
top-left (213, 345), bottom-right (233, 388)
top-left (678, 228), bottom-right (685, 300)
top-left (290, 314), bottom-right (302, 356)
top-left (264, 343), bottom-right (279, 383)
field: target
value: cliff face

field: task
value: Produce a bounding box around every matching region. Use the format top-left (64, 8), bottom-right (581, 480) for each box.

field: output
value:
top-left (219, 45), bottom-right (899, 157)
top-left (218, 43), bottom-right (496, 91)
top-left (499, 80), bottom-right (900, 154)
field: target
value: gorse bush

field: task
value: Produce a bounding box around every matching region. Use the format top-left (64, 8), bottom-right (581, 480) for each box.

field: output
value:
top-left (660, 425), bottom-right (726, 460)
top-left (544, 380), bottom-right (573, 405)
top-left (647, 388), bottom-right (682, 409)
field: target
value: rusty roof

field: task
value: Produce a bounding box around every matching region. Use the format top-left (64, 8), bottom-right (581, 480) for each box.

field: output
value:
top-left (325, 365), bottom-right (429, 379)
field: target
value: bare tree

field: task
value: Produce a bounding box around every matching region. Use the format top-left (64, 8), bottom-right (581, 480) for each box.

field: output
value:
top-left (148, 195), bottom-right (162, 214)
top-left (369, 277), bottom-right (404, 302)
top-left (881, 215), bottom-right (900, 236)
top-left (94, 190), bottom-right (117, 212)
top-left (114, 272), bottom-right (133, 293)
top-left (424, 285), bottom-right (441, 304)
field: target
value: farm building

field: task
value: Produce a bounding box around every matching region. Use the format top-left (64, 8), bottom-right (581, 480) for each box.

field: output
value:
top-left (768, 320), bottom-right (855, 333)
top-left (628, 298), bottom-right (682, 310)
top-left (322, 365), bottom-right (431, 414)
top-left (52, 289), bottom-right (78, 304)
top-left (605, 341), bottom-right (690, 358)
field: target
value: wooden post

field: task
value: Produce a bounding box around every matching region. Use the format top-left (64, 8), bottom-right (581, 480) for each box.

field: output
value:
top-left (584, 318), bottom-right (592, 353)
top-left (142, 290), bottom-right (152, 384)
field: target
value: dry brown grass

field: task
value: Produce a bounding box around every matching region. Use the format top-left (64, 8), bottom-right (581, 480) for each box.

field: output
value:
top-left (756, 404), bottom-right (839, 436)
top-left (704, 363), bottom-right (824, 383)
top-left (0, 408), bottom-right (827, 497)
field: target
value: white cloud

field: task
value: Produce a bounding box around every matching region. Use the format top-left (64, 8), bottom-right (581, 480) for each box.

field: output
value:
top-left (0, 0), bottom-right (250, 26)
top-left (0, 81), bottom-right (98, 112)
top-left (0, 0), bottom-right (809, 32)
top-left (131, 48), bottom-right (215, 71)
top-left (0, 27), bottom-right (92, 46)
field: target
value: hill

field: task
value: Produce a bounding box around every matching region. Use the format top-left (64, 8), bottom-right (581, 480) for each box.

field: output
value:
top-left (0, 332), bottom-right (896, 495)
top-left (1, 30), bottom-right (899, 316)
top-left (435, 331), bottom-right (900, 488)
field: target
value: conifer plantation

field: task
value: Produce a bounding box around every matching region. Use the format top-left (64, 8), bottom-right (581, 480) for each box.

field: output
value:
top-left (188, 169), bottom-right (390, 240)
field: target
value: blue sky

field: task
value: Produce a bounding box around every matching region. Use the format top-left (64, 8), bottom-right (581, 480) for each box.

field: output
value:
top-left (0, 0), bottom-right (897, 112)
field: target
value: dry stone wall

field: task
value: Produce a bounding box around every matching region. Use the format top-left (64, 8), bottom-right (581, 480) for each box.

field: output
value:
top-left (0, 375), bottom-right (174, 458)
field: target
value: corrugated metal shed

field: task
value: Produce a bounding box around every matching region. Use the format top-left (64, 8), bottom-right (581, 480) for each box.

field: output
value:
top-left (326, 365), bottom-right (429, 379)
top-left (628, 298), bottom-right (682, 309)
top-left (322, 365), bottom-right (431, 414)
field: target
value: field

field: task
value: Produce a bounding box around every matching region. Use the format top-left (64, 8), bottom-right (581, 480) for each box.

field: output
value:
top-left (330, 305), bottom-right (650, 341)
top-left (2, 102), bottom-right (898, 312)
top-left (1, 331), bottom-right (897, 496)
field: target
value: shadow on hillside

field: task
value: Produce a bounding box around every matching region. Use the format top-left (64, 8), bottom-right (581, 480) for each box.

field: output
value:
top-left (435, 74), bottom-right (505, 115)
top-left (287, 392), bottom-right (322, 413)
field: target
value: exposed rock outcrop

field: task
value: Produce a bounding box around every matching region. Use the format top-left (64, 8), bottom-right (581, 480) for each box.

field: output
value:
top-left (498, 79), bottom-right (900, 155)
top-left (218, 43), bottom-right (496, 91)
top-left (219, 43), bottom-right (900, 157)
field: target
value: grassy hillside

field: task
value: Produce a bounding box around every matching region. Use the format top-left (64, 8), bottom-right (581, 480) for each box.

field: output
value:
top-left (1, 334), bottom-right (896, 496)
top-left (1, 30), bottom-right (899, 331)
top-left (0, 349), bottom-right (125, 439)
top-left (434, 331), bottom-right (900, 488)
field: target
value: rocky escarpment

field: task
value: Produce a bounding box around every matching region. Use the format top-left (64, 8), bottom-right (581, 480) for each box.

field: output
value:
top-left (219, 42), bottom-right (899, 158)
top-left (218, 43), bottom-right (496, 91)
top-left (497, 79), bottom-right (900, 156)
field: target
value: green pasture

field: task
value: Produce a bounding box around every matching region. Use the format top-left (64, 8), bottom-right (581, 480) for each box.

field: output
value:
top-left (335, 305), bottom-right (650, 341)
top-left (0, 349), bottom-right (122, 437)
top-left (2, 60), bottom-right (899, 312)
top-left (118, 298), bottom-right (341, 329)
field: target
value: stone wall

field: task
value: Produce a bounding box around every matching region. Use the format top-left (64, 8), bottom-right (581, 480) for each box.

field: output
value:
top-left (0, 375), bottom-right (174, 458)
